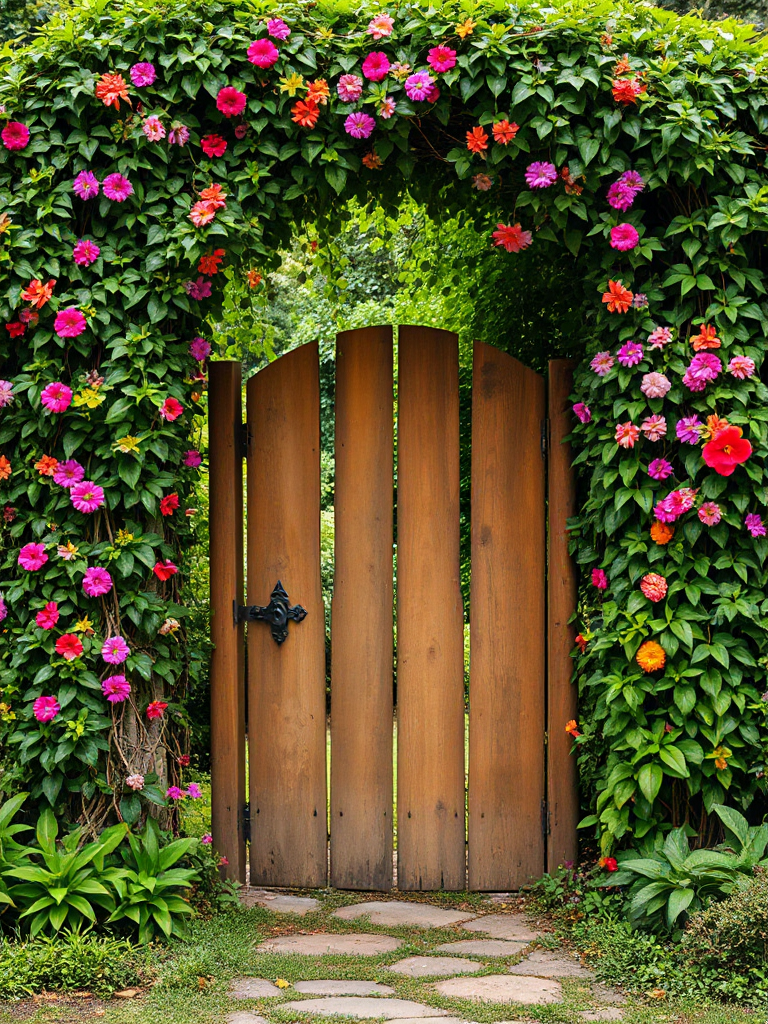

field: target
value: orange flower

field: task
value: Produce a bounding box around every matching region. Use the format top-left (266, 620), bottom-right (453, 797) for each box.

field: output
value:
top-left (291, 98), bottom-right (320, 128)
top-left (456, 17), bottom-right (475, 37)
top-left (246, 269), bottom-right (262, 288)
top-left (198, 248), bottom-right (226, 275)
top-left (691, 324), bottom-right (721, 351)
top-left (602, 280), bottom-right (633, 313)
top-left (560, 165), bottom-right (583, 195)
top-left (0, 455), bottom-right (10, 481)
top-left (600, 33), bottom-right (613, 46)
top-left (650, 521), bottom-right (675, 545)
top-left (21, 278), bottom-right (56, 309)
top-left (712, 745), bottom-right (731, 771)
top-left (35, 455), bottom-right (59, 476)
top-left (636, 640), bottom-right (666, 673)
top-left (612, 76), bottom-right (646, 105)
top-left (95, 72), bottom-right (131, 109)
top-left (613, 54), bottom-right (632, 75)
top-left (362, 151), bottom-right (383, 169)
top-left (700, 414), bottom-right (729, 441)
top-left (575, 633), bottom-right (588, 654)
top-left (466, 126), bottom-right (489, 153)
top-left (565, 720), bottom-right (581, 737)
top-left (199, 183), bottom-right (227, 208)
top-left (492, 119), bottom-right (518, 145)
top-left (306, 78), bottom-right (330, 104)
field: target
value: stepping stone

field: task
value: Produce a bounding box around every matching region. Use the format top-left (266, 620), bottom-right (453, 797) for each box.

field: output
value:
top-left (227, 1015), bottom-right (270, 1024)
top-left (580, 1010), bottom-right (624, 1021)
top-left (333, 900), bottom-right (475, 928)
top-left (463, 914), bottom-right (539, 942)
top-left (593, 984), bottom-right (627, 1006)
top-left (434, 975), bottom-right (561, 1006)
top-left (259, 933), bottom-right (402, 956)
top-left (435, 939), bottom-right (527, 957)
top-left (389, 956), bottom-right (483, 977)
top-left (293, 981), bottom-right (395, 996)
top-left (507, 950), bottom-right (593, 980)
top-left (285, 997), bottom-right (448, 1018)
top-left (241, 890), bottom-right (321, 915)
top-left (229, 979), bottom-right (283, 998)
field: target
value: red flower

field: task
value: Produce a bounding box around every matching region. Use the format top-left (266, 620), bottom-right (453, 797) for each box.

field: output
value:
top-left (5, 322), bottom-right (25, 337)
top-left (466, 126), bottom-right (489, 153)
top-left (178, 754), bottom-right (191, 766)
top-left (603, 856), bottom-right (618, 872)
top-left (201, 134), bottom-right (227, 158)
top-left (702, 425), bottom-right (752, 477)
top-left (198, 249), bottom-right (225, 275)
top-left (612, 76), bottom-right (645, 105)
top-left (575, 633), bottom-right (588, 654)
top-left (492, 223), bottom-right (532, 253)
top-left (146, 700), bottom-right (168, 719)
top-left (153, 559), bottom-right (179, 581)
top-left (160, 493), bottom-right (180, 516)
top-left (492, 119), bottom-right (518, 145)
top-left (55, 633), bottom-right (83, 661)
top-left (216, 86), bottom-right (247, 118)
top-left (291, 98), bottom-right (320, 128)
top-left (95, 72), bottom-right (131, 109)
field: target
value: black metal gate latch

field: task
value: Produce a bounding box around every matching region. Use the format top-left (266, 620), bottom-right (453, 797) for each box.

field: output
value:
top-left (234, 581), bottom-right (307, 645)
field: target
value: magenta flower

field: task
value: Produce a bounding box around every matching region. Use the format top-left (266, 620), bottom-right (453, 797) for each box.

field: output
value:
top-left (36, 602), bottom-right (59, 629)
top-left (337, 74), bottom-right (363, 102)
top-left (102, 173), bottom-right (134, 202)
top-left (142, 115), bottom-right (166, 141)
top-left (73, 171), bottom-right (100, 200)
top-left (607, 181), bottom-right (637, 211)
top-left (186, 783), bottom-right (202, 799)
top-left (33, 696), bottom-right (60, 723)
top-left (745, 513), bottom-right (766, 538)
top-left (525, 161), bottom-right (557, 188)
top-left (683, 352), bottom-right (721, 392)
top-left (54, 308), bottom-right (87, 338)
top-left (648, 458), bottom-right (673, 480)
top-left (41, 382), bottom-right (73, 412)
top-left (160, 397), bottom-right (183, 421)
top-left (102, 674), bottom-right (131, 702)
top-left (267, 17), bottom-right (290, 39)
top-left (83, 566), bottom-right (113, 597)
top-left (2, 121), bottom-right (30, 150)
top-left (53, 459), bottom-right (85, 488)
top-left (185, 277), bottom-right (212, 300)
top-left (130, 62), bottom-right (156, 87)
top-left (345, 112), bottom-right (376, 139)
top-left (71, 481), bottom-right (105, 513)
top-left (621, 170), bottom-right (645, 191)
top-left (0, 380), bottom-right (14, 408)
top-left (641, 415), bottom-right (667, 441)
top-left (201, 833), bottom-right (213, 844)
top-left (189, 337), bottom-right (211, 361)
top-left (591, 568), bottom-right (608, 589)
top-left (102, 635), bottom-right (130, 664)
top-left (247, 38), bottom-right (280, 67)
top-left (727, 355), bottom-right (756, 380)
top-left (632, 293), bottom-right (648, 309)
top-left (0, 595), bottom-right (7, 622)
top-left (698, 502), bottom-right (722, 526)
top-left (73, 239), bottom-right (101, 266)
top-left (610, 223), bottom-right (639, 251)
top-left (676, 416), bottom-right (702, 444)
top-left (617, 341), bottom-right (643, 367)
top-left (126, 773), bottom-right (145, 790)
top-left (427, 45), bottom-right (457, 73)
top-left (573, 402), bottom-right (591, 424)
top-left (362, 51), bottom-right (391, 81)
top-left (184, 450), bottom-right (202, 467)
top-left (404, 71), bottom-right (434, 101)
top-left (648, 326), bottom-right (673, 349)
top-left (655, 488), bottom-right (697, 523)
top-left (18, 543), bottom-right (48, 571)
top-left (590, 351), bottom-right (614, 376)
top-left (640, 372), bottom-right (671, 399)
top-left (217, 86), bottom-right (247, 117)
top-left (169, 123), bottom-right (189, 145)
top-left (166, 786), bottom-right (185, 800)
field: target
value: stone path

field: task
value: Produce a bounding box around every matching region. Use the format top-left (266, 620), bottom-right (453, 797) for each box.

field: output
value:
top-left (258, 932), bottom-right (402, 955)
top-left (389, 956), bottom-right (482, 977)
top-left (333, 900), bottom-right (476, 928)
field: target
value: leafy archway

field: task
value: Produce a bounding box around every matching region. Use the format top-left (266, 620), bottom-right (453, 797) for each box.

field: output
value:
top-left (1, 0), bottom-right (767, 853)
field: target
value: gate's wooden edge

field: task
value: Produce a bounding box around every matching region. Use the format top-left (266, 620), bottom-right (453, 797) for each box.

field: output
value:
top-left (546, 358), bottom-right (579, 873)
top-left (209, 360), bottom-right (246, 883)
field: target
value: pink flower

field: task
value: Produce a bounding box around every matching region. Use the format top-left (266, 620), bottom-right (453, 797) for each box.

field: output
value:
top-left (102, 173), bottom-right (134, 202)
top-left (683, 352), bottom-right (721, 392)
top-left (0, 380), bottom-right (14, 408)
top-left (102, 674), bottom-right (131, 702)
top-left (698, 502), bottom-right (722, 526)
top-left (640, 372), bottom-right (671, 399)
top-left (160, 397), bottom-right (183, 421)
top-left (34, 696), bottom-right (60, 723)
top-left (641, 415), bottom-right (667, 441)
top-left (247, 38), bottom-right (280, 67)
top-left (525, 161), bottom-right (558, 188)
top-left (426, 83), bottom-right (440, 102)
top-left (621, 170), bottom-right (645, 191)
top-left (615, 422), bottom-right (640, 448)
top-left (367, 12), bottom-right (394, 38)
top-left (617, 341), bottom-right (643, 367)
top-left (83, 566), bottom-right (113, 597)
top-left (362, 51), bottom-right (391, 81)
top-left (130, 62), bottom-right (156, 87)
top-left (640, 573), bottom-right (667, 602)
top-left (169, 123), bottom-right (189, 145)
top-left (2, 122), bottom-right (30, 150)
top-left (590, 351), bottom-right (614, 376)
top-left (186, 783), bottom-right (202, 799)
top-left (676, 416), bottom-right (702, 443)
top-left (655, 488), bottom-right (697, 522)
top-left (727, 355), bottom-right (756, 380)
top-left (745, 513), bottom-right (766, 538)
top-left (185, 275), bottom-right (213, 298)
top-left (73, 239), bottom-right (101, 266)
top-left (592, 568), bottom-right (608, 589)
top-left (73, 171), bottom-right (100, 200)
top-left (41, 382), bottom-right (73, 412)
top-left (404, 71), bottom-right (434, 101)
top-left (216, 86), bottom-right (247, 117)
top-left (142, 115), bottom-right (166, 141)
top-left (201, 833), bottom-right (213, 844)
top-left (153, 560), bottom-right (178, 581)
top-left (337, 74), bottom-right (363, 102)
top-left (102, 635), bottom-right (130, 664)
top-left (427, 45), bottom-right (457, 73)
top-left (166, 785), bottom-right (185, 800)
top-left (53, 459), bottom-right (85, 488)
top-left (345, 112), bottom-right (375, 139)
top-left (189, 337), bottom-right (211, 361)
top-left (573, 403), bottom-right (591, 424)
top-left (610, 223), bottom-right (639, 251)
top-left (146, 700), bottom-right (168, 719)
top-left (648, 326), bottom-right (673, 349)
top-left (267, 17), bottom-right (290, 39)
top-left (0, 595), bottom-right (7, 623)
top-left (18, 543), bottom-right (48, 571)
top-left (126, 774), bottom-right (145, 790)
top-left (54, 308), bottom-right (87, 338)
top-left (36, 602), bottom-right (59, 629)
top-left (379, 97), bottom-right (396, 119)
top-left (71, 480), bottom-right (105, 513)
top-left (648, 458), bottom-right (673, 480)
top-left (55, 633), bottom-right (83, 660)
top-left (184, 450), bottom-right (202, 467)
top-left (607, 170), bottom-right (644, 211)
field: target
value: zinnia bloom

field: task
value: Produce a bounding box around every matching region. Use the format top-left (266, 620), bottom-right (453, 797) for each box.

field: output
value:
top-left (307, 79), bottom-right (330, 105)
top-left (337, 74), bottom-right (363, 102)
top-left (702, 425), bottom-right (751, 477)
top-left (34, 696), bottom-right (60, 723)
top-left (745, 513), bottom-right (766, 538)
top-left (648, 326), bottom-right (673, 349)
top-left (126, 773), bottom-right (145, 790)
top-left (248, 37), bottom-right (280, 67)
top-left (367, 12), bottom-right (394, 38)
top-left (492, 120), bottom-right (519, 144)
top-left (573, 403), bottom-right (591, 424)
top-left (641, 415), bottom-right (667, 441)
top-left (18, 543), bottom-right (47, 571)
top-left (142, 115), bottom-right (166, 141)
top-left (36, 602), bottom-right (59, 629)
top-left (102, 674), bottom-right (131, 702)
top-left (130, 62), bottom-right (156, 87)
top-left (73, 239), bottom-right (101, 266)
top-left (610, 223), bottom-right (639, 250)
top-left (636, 640), bottom-right (666, 673)
top-left (73, 171), bottom-right (100, 200)
top-left (698, 502), bottom-right (722, 526)
top-left (189, 337), bottom-right (211, 361)
top-left (169, 123), bottom-right (189, 145)
top-left (0, 595), bottom-right (6, 623)
top-left (472, 173), bottom-right (492, 191)
top-left (0, 381), bottom-right (14, 407)
top-left (466, 126), bottom-right (488, 153)
top-left (345, 112), bottom-right (375, 139)
top-left (83, 566), bottom-right (113, 596)
top-left (615, 422), bottom-right (640, 448)
top-left (640, 372), bottom-right (671, 399)
top-left (54, 308), bottom-right (87, 338)
top-left (55, 633), bottom-right (83, 660)
top-left (727, 355), bottom-right (756, 380)
top-left (216, 86), bottom-right (247, 117)
top-left (591, 568), bottom-right (608, 589)
top-left (102, 635), bottom-right (130, 664)
top-left (691, 324), bottom-right (720, 351)
top-left (2, 121), bottom-right (30, 150)
top-left (146, 700), bottom-right (168, 719)
top-left (184, 450), bottom-right (202, 467)
top-left (602, 280), bottom-right (633, 313)
top-left (651, 521), bottom-right (675, 545)
top-left (617, 341), bottom-right (643, 367)
top-left (640, 573), bottom-right (667, 602)
top-left (525, 161), bottom-right (557, 188)
top-left (291, 98), bottom-right (320, 128)
top-left (21, 278), bottom-right (55, 308)
top-left (427, 45), bottom-right (457, 73)
top-left (683, 352), bottom-right (721, 392)
top-left (160, 493), bottom-right (179, 516)
top-left (95, 72), bottom-right (130, 108)
top-left (53, 459), bottom-right (85, 488)
top-left (166, 785), bottom-right (185, 800)
top-left (186, 783), bottom-right (202, 799)
top-left (590, 351), bottom-right (614, 376)
top-left (71, 480), bottom-right (105, 513)
top-left (159, 617), bottom-right (181, 634)
top-left (201, 134), bottom-right (227, 158)
top-left (654, 487), bottom-right (697, 522)
top-left (40, 382), bottom-right (73, 414)
top-left (189, 201), bottom-right (217, 227)
top-left (648, 458), bottom-right (673, 480)
top-left (492, 223), bottom-right (532, 253)
top-left (198, 250), bottom-right (225, 275)
top-left (267, 17), bottom-right (290, 39)
top-left (160, 396), bottom-right (183, 421)
top-left (154, 560), bottom-right (179, 581)
top-left (102, 173), bottom-right (134, 202)
top-left (362, 52), bottom-right (390, 81)
top-left (676, 416), bottom-right (702, 444)
top-left (404, 71), bottom-right (434, 101)
top-left (0, 455), bottom-right (10, 481)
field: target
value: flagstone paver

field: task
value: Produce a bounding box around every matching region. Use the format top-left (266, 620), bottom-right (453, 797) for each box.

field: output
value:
top-left (241, 890), bottom-right (322, 915)
top-left (293, 981), bottom-right (396, 996)
top-left (434, 974), bottom-right (562, 1005)
top-left (435, 939), bottom-right (528, 957)
top-left (285, 997), bottom-right (449, 1018)
top-left (463, 914), bottom-right (540, 941)
top-left (229, 979), bottom-right (283, 998)
top-left (507, 950), bottom-right (593, 980)
top-left (226, 1014), bottom-right (270, 1024)
top-left (333, 900), bottom-right (476, 928)
top-left (389, 956), bottom-right (484, 977)
top-left (259, 933), bottom-right (403, 955)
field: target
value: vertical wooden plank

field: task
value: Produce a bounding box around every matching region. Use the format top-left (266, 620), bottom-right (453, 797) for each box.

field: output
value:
top-left (468, 342), bottom-right (546, 890)
top-left (397, 325), bottom-right (465, 891)
top-left (547, 359), bottom-right (579, 872)
top-left (246, 343), bottom-right (327, 888)
top-left (331, 327), bottom-right (394, 890)
top-left (209, 360), bottom-right (246, 883)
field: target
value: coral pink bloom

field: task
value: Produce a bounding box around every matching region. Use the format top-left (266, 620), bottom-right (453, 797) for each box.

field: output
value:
top-left (247, 39), bottom-right (280, 67)
top-left (73, 239), bottom-right (100, 266)
top-left (103, 173), bottom-right (133, 202)
top-left (492, 222), bottom-right (532, 253)
top-left (102, 674), bottom-right (131, 702)
top-left (41, 382), bottom-right (73, 412)
top-left (184, 449), bottom-right (202, 467)
top-left (189, 201), bottom-right (217, 227)
top-left (367, 12), bottom-right (394, 38)
top-left (337, 74), bottom-right (363, 102)
top-left (590, 351), bottom-right (614, 376)
top-left (18, 543), bottom-right (48, 571)
top-left (126, 774), bottom-right (144, 790)
top-left (648, 458), bottom-right (673, 480)
top-left (160, 396), bottom-right (183, 421)
top-left (379, 97), bottom-right (396, 119)
top-left (83, 566), bottom-right (113, 596)
top-left (54, 308), bottom-right (87, 338)
top-left (592, 568), bottom-right (608, 589)
top-left (71, 480), bottom-right (105, 513)
top-left (640, 573), bottom-right (667, 602)
top-left (142, 115), bottom-right (166, 141)
top-left (36, 602), bottom-right (59, 629)
top-left (345, 112), bottom-right (376, 138)
top-left (130, 62), bottom-right (156, 87)
top-left (73, 171), bottom-right (100, 199)
top-left (267, 17), bottom-right (290, 39)
top-left (525, 161), bottom-right (557, 188)
top-left (0, 380), bottom-right (14, 407)
top-left (55, 633), bottom-right (83, 660)
top-left (34, 696), bottom-right (60, 723)
top-left (615, 422), bottom-right (640, 448)
top-left (698, 501), bottom-right (722, 526)
top-left (404, 71), bottom-right (434, 101)
top-left (427, 45), bottom-right (457, 73)
top-left (153, 560), bottom-right (178, 581)
top-left (2, 122), bottom-right (30, 150)
top-left (702, 425), bottom-right (752, 477)
top-left (362, 51), bottom-right (391, 81)
top-left (102, 635), bottom-right (130, 664)
top-left (648, 326), bottom-right (673, 349)
top-left (610, 223), bottom-right (639, 250)
top-left (53, 459), bottom-right (85, 488)
top-left (146, 700), bottom-right (168, 719)
top-left (641, 415), bottom-right (667, 441)
top-left (217, 86), bottom-right (247, 117)
top-left (727, 355), bottom-right (756, 379)
top-left (640, 372), bottom-right (671, 399)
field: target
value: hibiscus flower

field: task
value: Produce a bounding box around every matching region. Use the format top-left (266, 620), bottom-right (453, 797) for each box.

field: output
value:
top-left (702, 425), bottom-right (752, 477)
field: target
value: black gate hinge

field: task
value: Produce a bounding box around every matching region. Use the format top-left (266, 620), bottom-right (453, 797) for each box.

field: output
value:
top-left (540, 418), bottom-right (550, 460)
top-left (240, 422), bottom-right (249, 460)
top-left (541, 799), bottom-right (551, 838)
top-left (242, 802), bottom-right (251, 844)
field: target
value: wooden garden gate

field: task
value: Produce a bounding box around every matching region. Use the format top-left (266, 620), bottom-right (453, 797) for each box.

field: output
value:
top-left (208, 326), bottom-right (579, 891)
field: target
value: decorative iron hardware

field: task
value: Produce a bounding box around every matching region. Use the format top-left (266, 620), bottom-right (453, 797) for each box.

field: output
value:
top-left (234, 581), bottom-right (307, 644)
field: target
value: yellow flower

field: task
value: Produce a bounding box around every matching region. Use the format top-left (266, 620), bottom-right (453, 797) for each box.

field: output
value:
top-left (275, 979), bottom-right (290, 989)
top-left (73, 616), bottom-right (95, 635)
top-left (0, 703), bottom-right (15, 722)
top-left (57, 541), bottom-right (79, 560)
top-left (72, 387), bottom-right (105, 409)
top-left (113, 435), bottom-right (142, 454)
top-left (710, 745), bottom-right (732, 770)
top-left (279, 72), bottom-right (305, 96)
top-left (456, 17), bottom-right (476, 37)
top-left (315, 26), bottom-right (334, 40)
top-left (0, 212), bottom-right (12, 234)
top-left (115, 529), bottom-right (135, 546)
